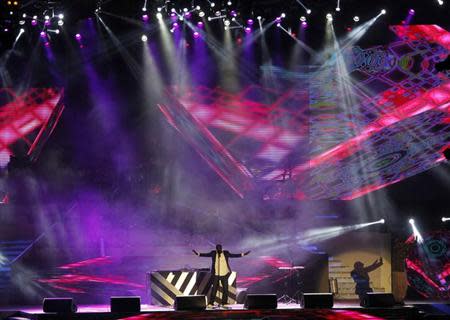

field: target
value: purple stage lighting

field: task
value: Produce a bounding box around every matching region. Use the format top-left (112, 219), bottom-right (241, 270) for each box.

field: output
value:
top-left (275, 16), bottom-right (282, 23)
top-left (193, 31), bottom-right (200, 38)
top-left (171, 12), bottom-right (177, 21)
top-left (40, 31), bottom-right (46, 38)
top-left (197, 21), bottom-right (204, 28)
top-left (45, 20), bottom-right (51, 26)
top-left (231, 10), bottom-right (237, 17)
top-left (247, 19), bottom-right (254, 25)
top-left (173, 22), bottom-right (179, 29)
top-left (409, 9), bottom-right (415, 15)
top-left (44, 42), bottom-right (50, 47)
top-left (75, 33), bottom-right (82, 41)
top-left (301, 21), bottom-right (308, 28)
top-left (142, 14), bottom-right (149, 22)
top-left (31, 19), bottom-right (38, 26)
top-left (185, 12), bottom-right (192, 19)
top-left (245, 27), bottom-right (251, 34)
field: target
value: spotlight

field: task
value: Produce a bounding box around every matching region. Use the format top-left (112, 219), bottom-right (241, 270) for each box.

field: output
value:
top-left (142, 7), bottom-right (147, 12)
top-left (210, 2), bottom-right (215, 7)
top-left (227, 1), bottom-right (232, 5)
top-left (183, 8), bottom-right (188, 12)
top-left (275, 16), bottom-right (282, 23)
top-left (306, 9), bottom-right (311, 14)
top-left (199, 11), bottom-right (205, 17)
top-left (257, 16), bottom-right (262, 20)
top-left (207, 16), bottom-right (212, 21)
top-left (281, 13), bottom-right (286, 18)
top-left (142, 14), bottom-right (149, 22)
top-left (58, 20), bottom-right (64, 26)
top-left (326, 13), bottom-right (333, 21)
top-left (438, 0), bottom-right (444, 5)
top-left (157, 7), bottom-right (162, 12)
top-left (44, 15), bottom-right (50, 20)
top-left (300, 16), bottom-right (306, 22)
top-left (55, 29), bottom-right (60, 34)
top-left (197, 21), bottom-right (204, 27)
top-left (58, 14), bottom-right (64, 19)
top-left (381, 9), bottom-right (386, 15)
top-left (33, 15), bottom-right (37, 19)
top-left (301, 21), bottom-right (307, 27)
top-left (409, 9), bottom-right (415, 15)
top-left (22, 13), bottom-right (26, 18)
top-left (245, 27), bottom-right (251, 33)
top-left (156, 12), bottom-right (163, 19)
top-left (19, 28), bottom-right (25, 33)
top-left (196, 5), bottom-right (201, 10)
top-left (193, 31), bottom-right (200, 38)
top-left (141, 34), bottom-right (148, 42)
top-left (247, 19), bottom-right (254, 25)
top-left (353, 16), bottom-right (359, 22)
top-left (442, 217), bottom-right (450, 222)
top-left (409, 219), bottom-right (415, 224)
top-left (31, 19), bottom-right (37, 26)
top-left (380, 219), bottom-right (385, 224)
top-left (40, 31), bottom-right (46, 38)
top-left (224, 19), bottom-right (230, 26)
top-left (336, 7), bottom-right (341, 12)
top-left (19, 20), bottom-right (25, 25)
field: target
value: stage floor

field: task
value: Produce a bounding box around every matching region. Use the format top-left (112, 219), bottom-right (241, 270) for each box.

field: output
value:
top-left (0, 301), bottom-right (432, 320)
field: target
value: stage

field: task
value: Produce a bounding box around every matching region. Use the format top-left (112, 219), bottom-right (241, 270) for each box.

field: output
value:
top-left (0, 301), bottom-right (434, 320)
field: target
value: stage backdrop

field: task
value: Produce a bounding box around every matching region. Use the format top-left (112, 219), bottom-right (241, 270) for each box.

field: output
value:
top-left (328, 231), bottom-right (392, 299)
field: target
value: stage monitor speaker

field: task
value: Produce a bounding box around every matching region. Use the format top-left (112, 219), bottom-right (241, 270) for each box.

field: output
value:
top-left (110, 296), bottom-right (141, 313)
top-left (174, 295), bottom-right (206, 311)
top-left (244, 294), bottom-right (277, 309)
top-left (362, 293), bottom-right (395, 308)
top-left (300, 293), bottom-right (333, 309)
top-left (43, 298), bottom-right (77, 313)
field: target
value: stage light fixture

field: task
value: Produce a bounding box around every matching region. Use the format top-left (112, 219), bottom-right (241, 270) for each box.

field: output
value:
top-left (207, 16), bottom-right (212, 21)
top-left (58, 20), bottom-right (64, 26)
top-left (141, 34), bottom-right (148, 42)
top-left (33, 15), bottom-right (37, 19)
top-left (245, 27), bottom-right (251, 33)
top-left (257, 16), bottom-right (262, 20)
top-left (22, 13), bottom-right (26, 18)
top-left (183, 8), bottom-right (188, 12)
top-left (409, 219), bottom-right (415, 224)
top-left (45, 15), bottom-right (50, 20)
top-left (380, 219), bottom-right (385, 224)
top-left (438, 0), bottom-right (444, 5)
top-left (300, 16), bottom-right (306, 22)
top-left (142, 7), bottom-right (147, 12)
top-left (199, 11), bottom-right (205, 17)
top-left (442, 217), bottom-right (450, 222)
top-left (381, 9), bottom-right (386, 15)
top-left (40, 31), bottom-right (46, 38)
top-left (353, 16), bottom-right (359, 22)
top-left (58, 14), bottom-right (64, 19)
top-left (307, 9), bottom-right (311, 14)
top-left (156, 12), bottom-right (163, 20)
top-left (336, 7), bottom-right (341, 12)
top-left (196, 5), bottom-right (201, 10)
top-left (193, 31), bottom-right (200, 38)
top-left (228, 1), bottom-right (232, 5)
top-left (157, 7), bottom-right (162, 12)
top-left (31, 19), bottom-right (37, 26)
top-left (326, 13), bottom-right (333, 21)
top-left (210, 2), bottom-right (215, 7)
top-left (19, 28), bottom-right (24, 33)
top-left (75, 33), bottom-right (82, 40)
top-left (409, 9), bottom-right (415, 15)
top-left (224, 19), bottom-right (230, 26)
top-left (247, 19), bottom-right (254, 25)
top-left (281, 13), bottom-right (286, 18)
top-left (55, 29), bottom-right (60, 34)
top-left (19, 20), bottom-right (25, 25)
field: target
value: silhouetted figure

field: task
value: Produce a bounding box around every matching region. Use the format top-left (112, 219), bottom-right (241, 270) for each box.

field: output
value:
top-left (193, 244), bottom-right (250, 306)
top-left (351, 257), bottom-right (383, 303)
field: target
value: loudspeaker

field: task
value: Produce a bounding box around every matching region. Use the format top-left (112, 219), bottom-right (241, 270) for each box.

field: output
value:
top-left (110, 296), bottom-right (141, 312)
top-left (43, 298), bottom-right (77, 313)
top-left (300, 293), bottom-right (333, 309)
top-left (362, 293), bottom-right (395, 308)
top-left (244, 294), bottom-right (277, 309)
top-left (174, 295), bottom-right (206, 311)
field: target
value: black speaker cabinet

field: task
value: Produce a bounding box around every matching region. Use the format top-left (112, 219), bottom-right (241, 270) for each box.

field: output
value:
top-left (244, 294), bottom-right (277, 309)
top-left (43, 298), bottom-right (77, 313)
top-left (362, 293), bottom-right (395, 308)
top-left (174, 295), bottom-right (207, 311)
top-left (110, 296), bottom-right (141, 312)
top-left (300, 293), bottom-right (333, 309)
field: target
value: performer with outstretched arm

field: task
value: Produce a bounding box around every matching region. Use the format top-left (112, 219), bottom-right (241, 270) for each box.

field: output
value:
top-left (193, 244), bottom-right (250, 306)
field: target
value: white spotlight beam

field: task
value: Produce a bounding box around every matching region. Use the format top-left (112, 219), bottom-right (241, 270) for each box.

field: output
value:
top-left (297, 219), bottom-right (385, 245)
top-left (442, 217), bottom-right (450, 222)
top-left (277, 24), bottom-right (316, 56)
top-left (294, 0), bottom-right (311, 13)
top-left (409, 219), bottom-right (424, 243)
